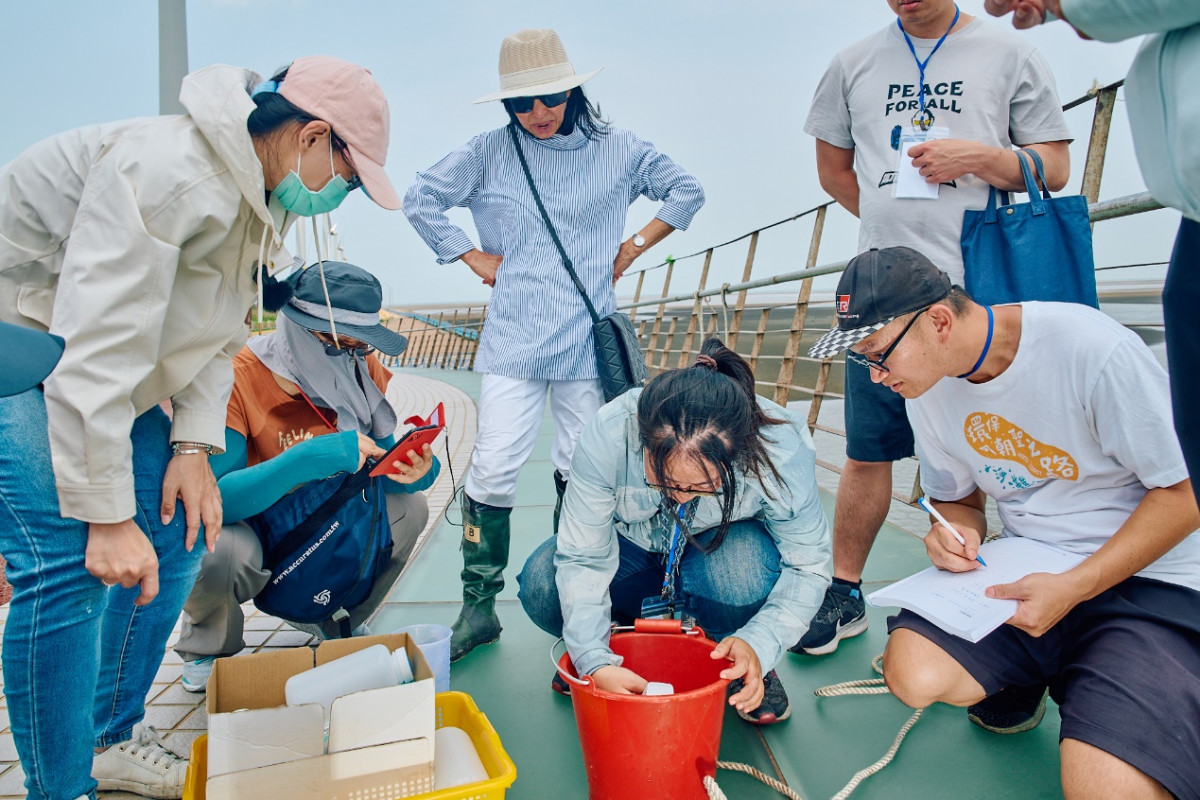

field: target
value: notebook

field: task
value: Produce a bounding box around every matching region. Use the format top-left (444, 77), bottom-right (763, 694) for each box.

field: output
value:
top-left (867, 537), bottom-right (1086, 642)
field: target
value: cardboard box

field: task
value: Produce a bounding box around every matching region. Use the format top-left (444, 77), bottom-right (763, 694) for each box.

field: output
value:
top-left (205, 633), bottom-right (435, 799)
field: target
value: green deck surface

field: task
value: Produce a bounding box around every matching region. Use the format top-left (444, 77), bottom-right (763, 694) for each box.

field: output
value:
top-left (375, 368), bottom-right (1066, 800)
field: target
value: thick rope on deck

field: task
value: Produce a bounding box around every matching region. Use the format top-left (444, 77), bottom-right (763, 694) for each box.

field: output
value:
top-left (703, 653), bottom-right (924, 800)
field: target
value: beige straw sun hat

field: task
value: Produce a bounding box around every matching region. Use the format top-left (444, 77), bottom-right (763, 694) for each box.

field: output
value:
top-left (473, 28), bottom-right (602, 104)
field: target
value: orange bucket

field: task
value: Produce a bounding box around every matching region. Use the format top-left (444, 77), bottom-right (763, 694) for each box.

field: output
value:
top-left (556, 619), bottom-right (729, 800)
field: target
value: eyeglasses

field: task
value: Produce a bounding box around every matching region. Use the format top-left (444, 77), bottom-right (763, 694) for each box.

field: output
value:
top-left (846, 307), bottom-right (927, 374)
top-left (316, 332), bottom-right (373, 358)
top-left (644, 478), bottom-right (720, 498)
top-left (507, 91), bottom-right (570, 114)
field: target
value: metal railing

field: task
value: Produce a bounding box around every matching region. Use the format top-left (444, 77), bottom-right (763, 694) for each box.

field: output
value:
top-left (382, 80), bottom-right (1170, 505)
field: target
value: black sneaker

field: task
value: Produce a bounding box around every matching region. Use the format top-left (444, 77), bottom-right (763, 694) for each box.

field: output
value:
top-left (968, 684), bottom-right (1049, 734)
top-left (791, 581), bottom-right (868, 656)
top-left (728, 669), bottom-right (791, 725)
top-left (551, 670), bottom-right (571, 696)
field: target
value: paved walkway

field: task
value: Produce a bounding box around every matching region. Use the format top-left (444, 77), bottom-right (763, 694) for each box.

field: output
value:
top-left (0, 371), bottom-right (476, 799)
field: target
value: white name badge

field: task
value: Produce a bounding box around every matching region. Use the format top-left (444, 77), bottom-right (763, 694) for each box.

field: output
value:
top-left (894, 126), bottom-right (949, 200)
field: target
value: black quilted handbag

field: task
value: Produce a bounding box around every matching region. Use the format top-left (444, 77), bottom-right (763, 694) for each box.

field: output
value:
top-left (508, 125), bottom-right (649, 401)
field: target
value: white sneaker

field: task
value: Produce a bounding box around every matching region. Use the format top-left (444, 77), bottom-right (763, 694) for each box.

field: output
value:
top-left (92, 723), bottom-right (187, 799)
top-left (181, 656), bottom-right (215, 693)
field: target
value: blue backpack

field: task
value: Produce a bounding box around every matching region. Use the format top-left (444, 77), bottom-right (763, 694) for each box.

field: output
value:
top-left (247, 461), bottom-right (392, 633)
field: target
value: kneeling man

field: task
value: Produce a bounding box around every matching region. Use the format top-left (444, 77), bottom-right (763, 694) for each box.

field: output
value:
top-left (810, 247), bottom-right (1200, 800)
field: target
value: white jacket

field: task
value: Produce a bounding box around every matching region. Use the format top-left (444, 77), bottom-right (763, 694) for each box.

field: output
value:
top-left (0, 65), bottom-right (293, 522)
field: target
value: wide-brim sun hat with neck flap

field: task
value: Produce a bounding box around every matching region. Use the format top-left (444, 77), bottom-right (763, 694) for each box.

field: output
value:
top-left (282, 261), bottom-right (408, 356)
top-left (473, 28), bottom-right (602, 104)
top-left (277, 56), bottom-right (402, 210)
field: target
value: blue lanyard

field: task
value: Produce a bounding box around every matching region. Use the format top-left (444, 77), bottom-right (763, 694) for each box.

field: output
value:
top-left (957, 304), bottom-right (994, 379)
top-left (661, 503), bottom-right (689, 599)
top-left (897, 5), bottom-right (960, 130)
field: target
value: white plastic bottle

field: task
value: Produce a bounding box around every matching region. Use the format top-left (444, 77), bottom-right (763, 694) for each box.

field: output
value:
top-left (284, 644), bottom-right (414, 721)
top-left (433, 726), bottom-right (489, 789)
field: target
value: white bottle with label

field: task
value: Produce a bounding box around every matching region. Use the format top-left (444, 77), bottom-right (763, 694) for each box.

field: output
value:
top-left (284, 644), bottom-right (414, 721)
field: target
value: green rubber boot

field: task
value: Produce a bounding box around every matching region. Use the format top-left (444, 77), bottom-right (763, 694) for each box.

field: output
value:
top-left (449, 492), bottom-right (511, 662)
top-left (552, 469), bottom-right (568, 535)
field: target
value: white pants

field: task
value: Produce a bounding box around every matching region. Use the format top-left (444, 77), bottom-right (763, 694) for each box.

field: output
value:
top-left (465, 375), bottom-right (604, 508)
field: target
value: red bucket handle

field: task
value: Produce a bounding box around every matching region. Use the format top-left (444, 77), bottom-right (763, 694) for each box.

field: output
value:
top-left (632, 618), bottom-right (707, 637)
top-left (552, 619), bottom-right (709, 687)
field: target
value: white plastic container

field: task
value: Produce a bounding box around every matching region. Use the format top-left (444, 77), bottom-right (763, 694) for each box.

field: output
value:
top-left (284, 644), bottom-right (413, 721)
top-left (433, 726), bottom-right (489, 789)
top-left (644, 682), bottom-right (675, 696)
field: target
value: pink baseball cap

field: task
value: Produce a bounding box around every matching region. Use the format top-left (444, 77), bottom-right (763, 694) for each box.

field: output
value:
top-left (278, 56), bottom-right (400, 210)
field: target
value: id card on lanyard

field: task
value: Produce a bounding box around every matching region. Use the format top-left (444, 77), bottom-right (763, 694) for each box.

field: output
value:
top-left (641, 501), bottom-right (691, 620)
top-left (893, 5), bottom-right (959, 200)
top-left (895, 126), bottom-right (949, 199)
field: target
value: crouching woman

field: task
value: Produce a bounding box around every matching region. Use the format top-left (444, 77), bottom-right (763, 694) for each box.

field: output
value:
top-left (173, 261), bottom-right (439, 691)
top-left (518, 339), bottom-right (831, 724)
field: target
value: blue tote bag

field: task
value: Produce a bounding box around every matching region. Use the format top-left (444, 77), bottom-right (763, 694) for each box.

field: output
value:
top-left (961, 149), bottom-right (1098, 308)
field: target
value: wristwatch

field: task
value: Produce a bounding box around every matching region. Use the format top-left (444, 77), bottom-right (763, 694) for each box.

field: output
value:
top-left (632, 234), bottom-right (646, 248)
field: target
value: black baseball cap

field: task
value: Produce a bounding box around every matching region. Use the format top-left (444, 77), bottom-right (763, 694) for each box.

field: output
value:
top-left (0, 322), bottom-right (65, 397)
top-left (808, 247), bottom-right (952, 359)
top-left (281, 261), bottom-right (408, 356)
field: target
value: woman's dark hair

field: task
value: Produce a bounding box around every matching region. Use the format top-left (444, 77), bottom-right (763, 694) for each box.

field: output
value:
top-left (246, 66), bottom-right (354, 171)
top-left (637, 337), bottom-right (785, 553)
top-left (503, 86), bottom-right (610, 140)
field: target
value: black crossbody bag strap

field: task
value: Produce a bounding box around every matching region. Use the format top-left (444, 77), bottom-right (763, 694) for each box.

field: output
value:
top-left (264, 466), bottom-right (372, 565)
top-left (507, 124), bottom-right (601, 324)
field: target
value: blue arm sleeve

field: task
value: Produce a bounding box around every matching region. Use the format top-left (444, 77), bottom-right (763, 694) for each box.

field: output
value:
top-left (208, 430), bottom-right (248, 479)
top-left (217, 430), bottom-right (360, 523)
top-left (372, 433), bottom-right (442, 494)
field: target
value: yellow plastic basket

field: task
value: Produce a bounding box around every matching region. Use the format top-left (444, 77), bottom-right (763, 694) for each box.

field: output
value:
top-left (183, 690), bottom-right (516, 800)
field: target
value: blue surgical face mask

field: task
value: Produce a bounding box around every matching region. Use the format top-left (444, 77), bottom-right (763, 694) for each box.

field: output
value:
top-left (274, 139), bottom-right (352, 217)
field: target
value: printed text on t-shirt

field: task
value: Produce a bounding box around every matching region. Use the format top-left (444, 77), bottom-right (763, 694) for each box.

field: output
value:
top-left (964, 413), bottom-right (1078, 482)
top-left (885, 82), bottom-right (965, 117)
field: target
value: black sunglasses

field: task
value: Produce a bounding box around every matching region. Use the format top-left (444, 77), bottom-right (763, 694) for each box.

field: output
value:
top-left (846, 307), bottom-right (927, 374)
top-left (507, 91), bottom-right (570, 114)
top-left (316, 331), bottom-right (373, 358)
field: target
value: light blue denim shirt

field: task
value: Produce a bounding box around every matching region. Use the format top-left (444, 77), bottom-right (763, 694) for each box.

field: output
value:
top-left (554, 390), bottom-right (832, 677)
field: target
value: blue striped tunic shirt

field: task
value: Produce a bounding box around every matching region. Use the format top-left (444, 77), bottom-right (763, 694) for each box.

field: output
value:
top-left (403, 125), bottom-right (704, 381)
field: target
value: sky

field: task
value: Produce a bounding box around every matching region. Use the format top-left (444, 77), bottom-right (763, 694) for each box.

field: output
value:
top-left (0, 0), bottom-right (1180, 308)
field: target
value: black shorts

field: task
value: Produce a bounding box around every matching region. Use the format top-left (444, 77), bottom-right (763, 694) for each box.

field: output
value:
top-left (844, 355), bottom-right (914, 463)
top-left (888, 576), bottom-right (1200, 800)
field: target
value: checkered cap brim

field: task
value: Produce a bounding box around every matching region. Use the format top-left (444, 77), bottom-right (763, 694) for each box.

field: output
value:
top-left (807, 319), bottom-right (891, 360)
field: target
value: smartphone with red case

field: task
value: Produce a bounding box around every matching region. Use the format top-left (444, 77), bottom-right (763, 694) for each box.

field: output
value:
top-left (368, 423), bottom-right (444, 477)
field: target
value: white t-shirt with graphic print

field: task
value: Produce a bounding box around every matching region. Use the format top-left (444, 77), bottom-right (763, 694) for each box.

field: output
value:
top-left (804, 18), bottom-right (1072, 285)
top-left (906, 302), bottom-right (1200, 591)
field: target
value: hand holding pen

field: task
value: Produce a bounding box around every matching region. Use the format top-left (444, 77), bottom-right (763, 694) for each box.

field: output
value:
top-left (917, 496), bottom-right (987, 568)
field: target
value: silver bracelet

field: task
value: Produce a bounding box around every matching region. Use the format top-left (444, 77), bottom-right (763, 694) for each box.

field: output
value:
top-left (171, 441), bottom-right (214, 456)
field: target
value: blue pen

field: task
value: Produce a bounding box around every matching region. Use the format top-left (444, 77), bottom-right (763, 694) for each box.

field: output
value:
top-left (917, 496), bottom-right (987, 566)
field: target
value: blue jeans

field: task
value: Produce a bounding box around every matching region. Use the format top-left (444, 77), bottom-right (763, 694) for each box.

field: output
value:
top-left (517, 520), bottom-right (781, 644)
top-left (0, 389), bottom-right (204, 800)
